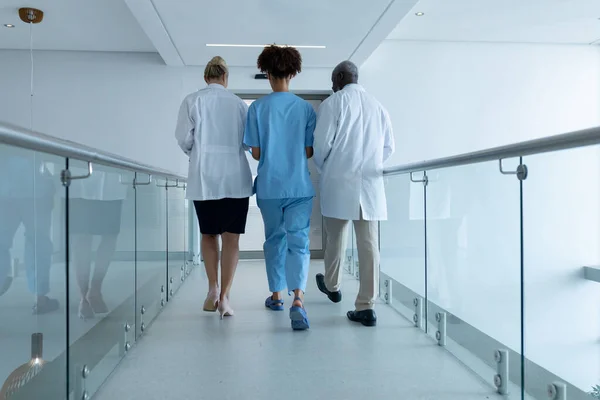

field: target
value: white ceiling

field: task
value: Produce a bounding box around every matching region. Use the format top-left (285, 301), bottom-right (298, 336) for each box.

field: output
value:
top-left (0, 0), bottom-right (417, 67)
top-left (0, 0), bottom-right (155, 52)
top-left (4, 0), bottom-right (596, 68)
top-left (127, 0), bottom-right (417, 67)
top-left (389, 0), bottom-right (600, 44)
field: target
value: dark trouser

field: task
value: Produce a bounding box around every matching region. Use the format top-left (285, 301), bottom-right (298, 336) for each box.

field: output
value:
top-left (0, 197), bottom-right (54, 296)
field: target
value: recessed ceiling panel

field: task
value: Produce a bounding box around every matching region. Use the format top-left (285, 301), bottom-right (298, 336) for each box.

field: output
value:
top-left (152, 0), bottom-right (392, 67)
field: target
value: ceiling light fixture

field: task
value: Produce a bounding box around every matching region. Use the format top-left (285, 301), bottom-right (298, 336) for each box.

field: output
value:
top-left (3, 24), bottom-right (15, 28)
top-left (206, 44), bottom-right (326, 49)
top-left (415, 12), bottom-right (425, 16)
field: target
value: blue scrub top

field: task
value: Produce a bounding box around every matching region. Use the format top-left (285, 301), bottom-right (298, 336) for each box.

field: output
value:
top-left (243, 92), bottom-right (316, 200)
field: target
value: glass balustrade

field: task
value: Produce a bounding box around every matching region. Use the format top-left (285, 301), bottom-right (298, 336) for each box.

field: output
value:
top-left (380, 149), bottom-right (600, 399)
top-left (0, 143), bottom-right (189, 400)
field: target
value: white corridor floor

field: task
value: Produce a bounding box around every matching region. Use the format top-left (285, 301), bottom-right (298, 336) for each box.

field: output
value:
top-left (94, 260), bottom-right (502, 400)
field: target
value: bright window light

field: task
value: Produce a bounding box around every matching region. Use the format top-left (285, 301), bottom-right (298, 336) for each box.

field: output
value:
top-left (206, 44), bottom-right (326, 49)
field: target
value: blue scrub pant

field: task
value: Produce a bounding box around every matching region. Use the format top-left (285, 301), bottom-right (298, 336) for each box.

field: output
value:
top-left (257, 197), bottom-right (313, 293)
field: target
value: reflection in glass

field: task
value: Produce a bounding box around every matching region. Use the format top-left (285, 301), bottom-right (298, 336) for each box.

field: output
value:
top-left (135, 176), bottom-right (167, 339)
top-left (0, 149), bottom-right (59, 313)
top-left (0, 145), bottom-right (67, 399)
top-left (68, 166), bottom-right (127, 320)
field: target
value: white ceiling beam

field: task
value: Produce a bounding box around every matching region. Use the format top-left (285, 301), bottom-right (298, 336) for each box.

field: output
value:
top-left (349, 0), bottom-right (418, 67)
top-left (123, 0), bottom-right (184, 66)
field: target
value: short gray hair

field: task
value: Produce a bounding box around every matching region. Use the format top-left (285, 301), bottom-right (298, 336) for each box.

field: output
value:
top-left (333, 60), bottom-right (359, 81)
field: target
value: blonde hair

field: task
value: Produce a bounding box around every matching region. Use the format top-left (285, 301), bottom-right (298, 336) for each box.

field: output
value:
top-left (204, 56), bottom-right (228, 81)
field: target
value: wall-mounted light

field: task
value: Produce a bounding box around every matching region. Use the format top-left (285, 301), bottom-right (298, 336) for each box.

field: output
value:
top-left (206, 44), bottom-right (326, 49)
top-left (415, 12), bottom-right (425, 16)
top-left (3, 24), bottom-right (15, 28)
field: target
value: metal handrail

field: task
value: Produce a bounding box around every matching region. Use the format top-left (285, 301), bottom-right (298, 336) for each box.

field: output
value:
top-left (0, 122), bottom-right (186, 181)
top-left (384, 126), bottom-right (600, 176)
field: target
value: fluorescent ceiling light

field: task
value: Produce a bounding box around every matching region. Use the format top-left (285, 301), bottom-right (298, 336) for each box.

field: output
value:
top-left (206, 44), bottom-right (326, 49)
top-left (3, 24), bottom-right (15, 28)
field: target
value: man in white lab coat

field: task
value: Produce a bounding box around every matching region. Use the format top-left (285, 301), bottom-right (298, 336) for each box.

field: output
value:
top-left (313, 61), bottom-right (395, 327)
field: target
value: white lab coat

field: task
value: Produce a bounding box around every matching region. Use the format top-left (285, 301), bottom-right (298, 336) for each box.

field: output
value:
top-left (175, 84), bottom-right (253, 201)
top-left (313, 84), bottom-right (395, 221)
top-left (68, 170), bottom-right (128, 201)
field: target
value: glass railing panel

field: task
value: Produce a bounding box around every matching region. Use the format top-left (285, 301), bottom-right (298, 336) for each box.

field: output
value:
top-left (66, 160), bottom-right (135, 399)
top-left (0, 145), bottom-right (67, 399)
top-left (425, 161), bottom-right (523, 394)
top-left (344, 222), bottom-right (354, 274)
top-left (522, 146), bottom-right (600, 399)
top-left (135, 175), bottom-right (167, 339)
top-left (351, 225), bottom-right (359, 279)
top-left (183, 196), bottom-right (190, 277)
top-left (167, 183), bottom-right (186, 299)
top-left (380, 173), bottom-right (425, 321)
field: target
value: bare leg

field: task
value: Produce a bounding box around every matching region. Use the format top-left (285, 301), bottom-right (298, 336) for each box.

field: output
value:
top-left (220, 232), bottom-right (240, 301)
top-left (218, 232), bottom-right (240, 317)
top-left (73, 234), bottom-right (94, 319)
top-left (73, 235), bottom-right (93, 298)
top-left (201, 234), bottom-right (220, 311)
top-left (292, 289), bottom-right (304, 307)
top-left (88, 234), bottom-right (118, 313)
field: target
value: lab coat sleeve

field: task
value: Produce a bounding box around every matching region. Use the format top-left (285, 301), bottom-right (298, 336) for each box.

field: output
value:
top-left (174, 98), bottom-right (195, 156)
top-left (313, 98), bottom-right (338, 171)
top-left (382, 108), bottom-right (395, 163)
top-left (243, 104), bottom-right (260, 148)
top-left (240, 101), bottom-right (250, 151)
top-left (305, 105), bottom-right (316, 147)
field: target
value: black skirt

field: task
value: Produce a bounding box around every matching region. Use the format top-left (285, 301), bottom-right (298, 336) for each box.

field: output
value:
top-left (193, 198), bottom-right (249, 235)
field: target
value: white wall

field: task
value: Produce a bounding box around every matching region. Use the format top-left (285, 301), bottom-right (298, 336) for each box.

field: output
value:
top-left (366, 40), bottom-right (600, 391)
top-left (0, 50), bottom-right (331, 176)
top-left (362, 40), bottom-right (600, 166)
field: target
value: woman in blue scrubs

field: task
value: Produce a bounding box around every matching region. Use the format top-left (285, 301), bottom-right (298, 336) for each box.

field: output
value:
top-left (243, 45), bottom-right (316, 330)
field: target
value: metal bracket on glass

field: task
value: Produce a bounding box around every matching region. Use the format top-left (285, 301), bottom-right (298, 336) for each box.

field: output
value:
top-left (413, 297), bottom-right (423, 329)
top-left (160, 285), bottom-right (166, 307)
top-left (547, 381), bottom-right (567, 400)
top-left (176, 180), bottom-right (186, 189)
top-left (156, 178), bottom-right (178, 188)
top-left (493, 349), bottom-right (509, 395)
top-left (134, 174), bottom-right (152, 186)
top-left (410, 171), bottom-right (428, 186)
top-left (354, 261), bottom-right (359, 279)
top-left (435, 312), bottom-right (446, 346)
top-left (499, 159), bottom-right (528, 181)
top-left (74, 364), bottom-right (89, 400)
top-left (383, 279), bottom-right (392, 304)
top-left (119, 174), bottom-right (134, 187)
top-left (192, 253), bottom-right (200, 266)
top-left (61, 162), bottom-right (93, 187)
top-left (120, 322), bottom-right (131, 357)
top-left (140, 305), bottom-right (146, 333)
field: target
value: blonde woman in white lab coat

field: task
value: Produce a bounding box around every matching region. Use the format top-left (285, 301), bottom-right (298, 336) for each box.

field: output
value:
top-left (175, 56), bottom-right (253, 318)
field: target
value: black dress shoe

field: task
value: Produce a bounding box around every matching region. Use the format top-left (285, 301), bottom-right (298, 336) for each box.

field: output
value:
top-left (347, 309), bottom-right (377, 327)
top-left (315, 273), bottom-right (341, 303)
top-left (32, 296), bottom-right (60, 315)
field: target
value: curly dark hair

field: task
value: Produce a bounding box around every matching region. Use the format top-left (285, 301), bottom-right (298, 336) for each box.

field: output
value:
top-left (257, 45), bottom-right (302, 79)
